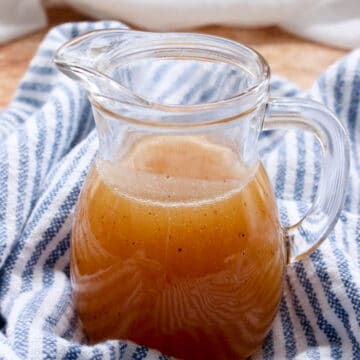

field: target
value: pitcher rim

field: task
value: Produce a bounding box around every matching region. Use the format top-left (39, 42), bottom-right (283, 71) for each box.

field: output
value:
top-left (55, 29), bottom-right (271, 128)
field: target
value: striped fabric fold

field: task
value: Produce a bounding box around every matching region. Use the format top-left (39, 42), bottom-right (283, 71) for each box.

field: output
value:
top-left (0, 21), bottom-right (359, 359)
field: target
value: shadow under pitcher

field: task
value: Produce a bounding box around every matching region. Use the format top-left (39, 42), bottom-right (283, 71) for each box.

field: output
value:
top-left (54, 29), bottom-right (349, 359)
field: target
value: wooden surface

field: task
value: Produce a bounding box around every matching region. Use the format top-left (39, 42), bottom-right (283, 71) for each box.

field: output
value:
top-left (0, 6), bottom-right (347, 108)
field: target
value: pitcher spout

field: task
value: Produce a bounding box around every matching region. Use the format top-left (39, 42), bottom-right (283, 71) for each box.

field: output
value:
top-left (54, 29), bottom-right (151, 106)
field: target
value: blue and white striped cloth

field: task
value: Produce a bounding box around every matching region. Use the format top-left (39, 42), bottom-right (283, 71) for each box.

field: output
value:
top-left (0, 21), bottom-right (359, 359)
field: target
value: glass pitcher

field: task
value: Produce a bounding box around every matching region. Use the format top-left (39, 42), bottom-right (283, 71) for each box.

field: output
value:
top-left (54, 29), bottom-right (349, 359)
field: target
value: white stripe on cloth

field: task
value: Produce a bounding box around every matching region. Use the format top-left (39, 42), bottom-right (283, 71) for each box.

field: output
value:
top-left (0, 21), bottom-right (359, 359)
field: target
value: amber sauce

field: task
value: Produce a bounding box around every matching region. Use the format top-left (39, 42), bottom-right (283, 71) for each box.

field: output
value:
top-left (71, 135), bottom-right (286, 359)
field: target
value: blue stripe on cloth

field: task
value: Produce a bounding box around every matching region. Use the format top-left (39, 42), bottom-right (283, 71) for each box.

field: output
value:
top-left (70, 23), bottom-right (79, 39)
top-left (0, 120), bottom-right (13, 139)
top-left (37, 49), bottom-right (56, 58)
top-left (0, 314), bottom-right (5, 331)
top-left (31, 111), bottom-right (47, 207)
top-left (28, 65), bottom-right (57, 76)
top-left (15, 128), bottom-right (30, 249)
top-left (118, 342), bottom-right (128, 358)
top-left (131, 346), bottom-right (149, 360)
top-left (2, 109), bottom-right (25, 126)
top-left (317, 74), bottom-right (328, 105)
top-left (68, 98), bottom-right (93, 151)
top-left (43, 233), bottom-right (71, 273)
top-left (13, 289), bottom-right (48, 358)
top-left (62, 344), bottom-right (81, 360)
top-left (262, 330), bottom-right (274, 359)
top-left (180, 67), bottom-right (215, 104)
top-left (344, 179), bottom-right (353, 213)
top-left (294, 131), bottom-right (306, 201)
top-left (5, 108), bottom-right (29, 123)
top-left (348, 57), bottom-right (360, 175)
top-left (333, 58), bottom-right (346, 117)
top-left (279, 297), bottom-right (297, 358)
top-left (63, 263), bottom-right (70, 278)
top-left (46, 32), bottom-right (66, 43)
top-left (108, 343), bottom-right (117, 360)
top-left (329, 235), bottom-right (360, 330)
top-left (61, 312), bottom-right (78, 340)
top-left (353, 55), bottom-right (360, 276)
top-left (15, 96), bottom-right (45, 108)
top-left (43, 334), bottom-right (57, 359)
top-left (0, 21), bottom-right (359, 360)
top-left (294, 261), bottom-right (342, 359)
top-left (60, 88), bottom-right (76, 157)
top-left (274, 133), bottom-right (287, 199)
top-left (19, 82), bottom-right (54, 93)
top-left (357, 214), bottom-right (360, 274)
top-left (45, 99), bottom-right (65, 173)
top-left (339, 213), bottom-right (349, 251)
top-left (0, 333), bottom-right (21, 360)
top-left (310, 250), bottom-right (360, 357)
top-left (311, 137), bottom-right (322, 203)
top-left (0, 149), bottom-right (9, 262)
top-left (283, 89), bottom-right (299, 97)
top-left (197, 70), bottom-right (230, 103)
top-left (286, 274), bottom-right (320, 360)
top-left (91, 347), bottom-right (103, 360)
top-left (159, 63), bottom-right (200, 103)
top-left (147, 63), bottom-right (173, 90)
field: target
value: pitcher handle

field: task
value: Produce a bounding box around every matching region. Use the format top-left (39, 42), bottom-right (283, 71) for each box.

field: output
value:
top-left (264, 97), bottom-right (350, 262)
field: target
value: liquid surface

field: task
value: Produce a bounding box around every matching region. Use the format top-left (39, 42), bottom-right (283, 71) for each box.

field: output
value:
top-left (71, 135), bottom-right (286, 359)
